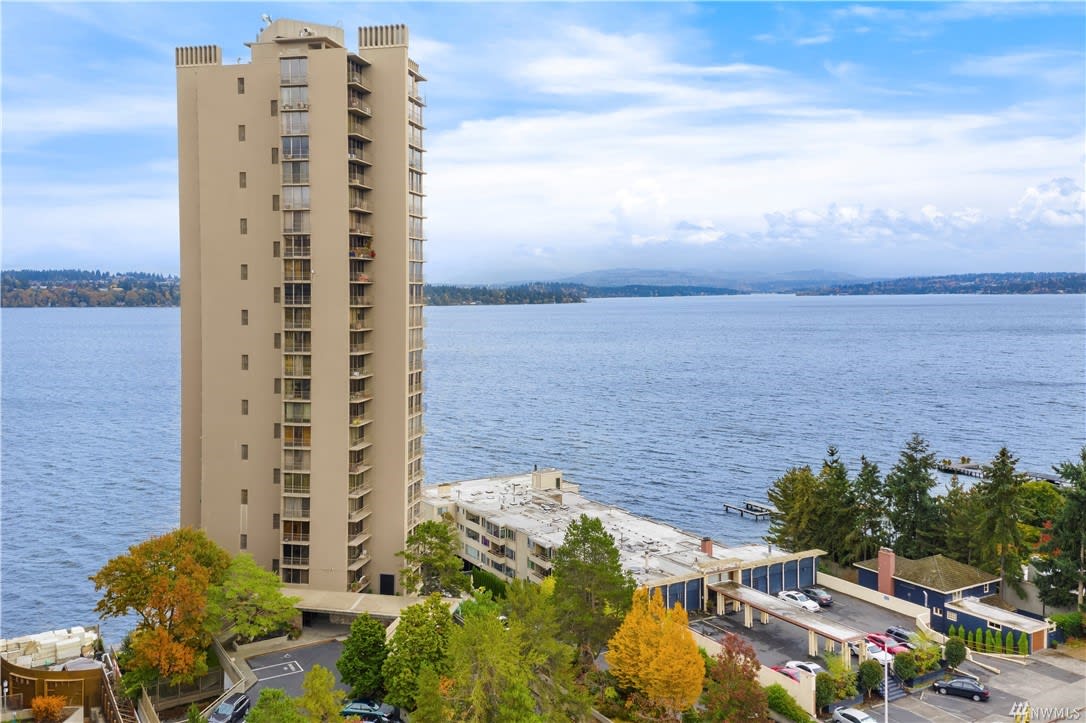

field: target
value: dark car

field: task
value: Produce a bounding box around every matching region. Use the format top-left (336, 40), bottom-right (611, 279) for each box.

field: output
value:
top-left (209, 692), bottom-right (251, 723)
top-left (770, 665), bottom-right (801, 682)
top-left (340, 698), bottom-right (400, 722)
top-left (801, 586), bottom-right (833, 606)
top-left (885, 626), bottom-right (913, 644)
top-left (932, 677), bottom-right (990, 701)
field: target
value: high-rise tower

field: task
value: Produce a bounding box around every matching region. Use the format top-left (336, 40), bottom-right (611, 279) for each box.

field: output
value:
top-left (176, 19), bottom-right (426, 594)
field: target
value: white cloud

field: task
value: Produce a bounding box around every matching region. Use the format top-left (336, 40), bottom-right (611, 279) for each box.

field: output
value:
top-left (954, 50), bottom-right (1085, 86)
top-left (796, 34), bottom-right (833, 46)
top-left (1010, 178), bottom-right (1085, 228)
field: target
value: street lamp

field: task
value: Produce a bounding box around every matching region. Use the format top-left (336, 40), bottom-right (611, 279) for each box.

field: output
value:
top-left (883, 656), bottom-right (890, 723)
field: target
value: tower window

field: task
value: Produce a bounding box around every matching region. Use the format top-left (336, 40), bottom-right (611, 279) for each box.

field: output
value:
top-left (241, 444), bottom-right (249, 460)
top-left (242, 399), bottom-right (249, 415)
top-left (241, 309), bottom-right (249, 325)
top-left (238, 124), bottom-right (246, 141)
top-left (240, 218), bottom-right (248, 234)
top-left (237, 77), bottom-right (245, 94)
top-left (239, 171), bottom-right (247, 188)
top-left (240, 264), bottom-right (248, 280)
top-left (241, 354), bottom-right (249, 370)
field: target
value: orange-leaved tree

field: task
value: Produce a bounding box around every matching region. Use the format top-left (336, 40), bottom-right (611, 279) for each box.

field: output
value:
top-left (91, 528), bottom-right (230, 683)
top-left (606, 587), bottom-right (704, 718)
top-left (701, 633), bottom-right (769, 722)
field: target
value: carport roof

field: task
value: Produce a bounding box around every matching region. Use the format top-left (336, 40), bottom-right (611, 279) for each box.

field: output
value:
top-left (287, 589), bottom-right (461, 619)
top-left (709, 582), bottom-right (866, 643)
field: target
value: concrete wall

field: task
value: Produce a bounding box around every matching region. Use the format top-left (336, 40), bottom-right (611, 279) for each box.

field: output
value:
top-left (816, 573), bottom-right (930, 620)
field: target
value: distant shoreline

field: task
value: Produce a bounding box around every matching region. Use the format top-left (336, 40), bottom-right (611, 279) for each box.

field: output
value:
top-left (2, 270), bottom-right (1082, 307)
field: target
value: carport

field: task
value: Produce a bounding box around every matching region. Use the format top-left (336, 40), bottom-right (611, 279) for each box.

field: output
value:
top-left (709, 582), bottom-right (868, 666)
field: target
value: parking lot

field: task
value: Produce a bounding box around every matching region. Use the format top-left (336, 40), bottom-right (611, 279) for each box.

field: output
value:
top-left (692, 589), bottom-right (917, 670)
top-left (245, 639), bottom-right (349, 702)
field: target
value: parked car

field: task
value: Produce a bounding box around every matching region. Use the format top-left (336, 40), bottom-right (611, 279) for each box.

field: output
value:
top-left (832, 707), bottom-right (878, 723)
top-left (340, 698), bottom-right (400, 722)
top-left (784, 660), bottom-right (826, 675)
top-left (209, 693), bottom-right (251, 723)
top-left (866, 632), bottom-right (910, 655)
top-left (801, 586), bottom-right (834, 606)
top-left (932, 678), bottom-right (991, 701)
top-left (849, 640), bottom-right (893, 665)
top-left (771, 665), bottom-right (801, 682)
top-left (885, 626), bottom-right (918, 648)
top-left (777, 590), bottom-right (821, 613)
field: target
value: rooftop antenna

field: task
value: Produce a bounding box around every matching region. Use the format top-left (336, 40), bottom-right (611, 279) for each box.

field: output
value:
top-left (261, 13), bottom-right (273, 26)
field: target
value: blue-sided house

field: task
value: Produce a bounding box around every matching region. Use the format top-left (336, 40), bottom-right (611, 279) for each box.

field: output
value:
top-left (855, 548), bottom-right (1051, 654)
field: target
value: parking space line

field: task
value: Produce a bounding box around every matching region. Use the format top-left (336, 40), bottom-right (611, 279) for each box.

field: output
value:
top-left (252, 660), bottom-right (304, 678)
top-left (257, 668), bottom-right (306, 682)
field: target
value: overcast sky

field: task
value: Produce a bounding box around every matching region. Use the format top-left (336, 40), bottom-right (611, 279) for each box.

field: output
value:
top-left (2, 2), bottom-right (1083, 283)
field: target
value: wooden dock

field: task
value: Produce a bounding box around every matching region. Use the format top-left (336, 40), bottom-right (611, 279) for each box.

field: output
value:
top-left (723, 500), bottom-right (777, 520)
top-left (938, 462), bottom-right (1068, 487)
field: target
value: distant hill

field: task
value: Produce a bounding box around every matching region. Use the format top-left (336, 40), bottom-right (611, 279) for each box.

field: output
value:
top-left (425, 282), bottom-right (742, 306)
top-left (560, 267), bottom-right (871, 292)
top-left (797, 272), bottom-right (1086, 296)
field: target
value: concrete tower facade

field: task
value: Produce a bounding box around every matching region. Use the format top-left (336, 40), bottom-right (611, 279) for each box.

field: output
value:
top-left (177, 19), bottom-right (426, 594)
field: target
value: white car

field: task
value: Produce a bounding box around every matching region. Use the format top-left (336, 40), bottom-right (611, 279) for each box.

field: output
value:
top-left (784, 660), bottom-right (826, 675)
top-left (849, 640), bottom-right (893, 665)
top-left (777, 590), bottom-right (821, 613)
top-left (832, 707), bottom-right (878, 723)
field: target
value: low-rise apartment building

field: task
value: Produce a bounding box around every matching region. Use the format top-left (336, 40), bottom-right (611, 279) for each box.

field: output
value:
top-left (422, 468), bottom-right (822, 612)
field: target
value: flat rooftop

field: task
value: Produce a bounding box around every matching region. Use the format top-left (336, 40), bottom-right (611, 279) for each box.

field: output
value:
top-left (948, 596), bottom-right (1049, 633)
top-left (426, 472), bottom-right (815, 586)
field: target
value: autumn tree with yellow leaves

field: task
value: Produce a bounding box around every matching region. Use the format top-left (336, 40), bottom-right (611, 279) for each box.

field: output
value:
top-left (606, 588), bottom-right (705, 719)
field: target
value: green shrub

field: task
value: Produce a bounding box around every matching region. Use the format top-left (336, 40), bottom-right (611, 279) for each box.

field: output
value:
top-left (893, 650), bottom-right (918, 682)
top-left (815, 672), bottom-right (836, 710)
top-left (944, 636), bottom-right (967, 669)
top-left (765, 683), bottom-right (813, 722)
top-left (1052, 612), bottom-right (1084, 639)
top-left (1017, 631), bottom-right (1029, 656)
top-left (469, 567), bottom-right (507, 598)
top-left (857, 659), bottom-right (884, 696)
top-left (996, 630), bottom-right (1005, 652)
top-left (985, 629), bottom-right (997, 652)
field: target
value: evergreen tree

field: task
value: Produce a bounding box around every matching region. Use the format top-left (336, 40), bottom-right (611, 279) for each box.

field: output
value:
top-left (766, 466), bottom-right (819, 553)
top-left (939, 476), bottom-right (982, 565)
top-left (883, 434), bottom-right (941, 558)
top-left (502, 579), bottom-right (588, 720)
top-left (810, 447), bottom-right (858, 564)
top-left (446, 605), bottom-right (537, 723)
top-left (846, 456), bottom-right (888, 564)
top-left (1038, 447), bottom-right (1086, 609)
top-left (336, 614), bottom-right (387, 699)
top-left (975, 447), bottom-right (1029, 597)
top-left (207, 553), bottom-right (300, 643)
top-left (551, 515), bottom-right (634, 659)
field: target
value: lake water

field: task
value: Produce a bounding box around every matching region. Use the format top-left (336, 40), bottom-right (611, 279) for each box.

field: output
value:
top-left (2, 294), bottom-right (1084, 641)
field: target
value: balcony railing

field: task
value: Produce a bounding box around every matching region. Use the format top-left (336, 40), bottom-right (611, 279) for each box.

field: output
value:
top-left (283, 482), bottom-right (310, 495)
top-left (349, 224), bottom-right (373, 236)
top-left (348, 100), bottom-right (372, 115)
top-left (284, 344), bottom-right (311, 354)
top-left (349, 415), bottom-right (372, 427)
top-left (280, 74), bottom-right (307, 86)
top-left (349, 344), bottom-right (373, 355)
top-left (282, 531), bottom-right (310, 542)
top-left (348, 437), bottom-right (371, 450)
top-left (349, 247), bottom-right (376, 259)
top-left (351, 273), bottom-right (372, 283)
top-left (349, 461), bottom-right (371, 474)
top-left (350, 390), bottom-right (373, 402)
top-left (348, 482), bottom-right (372, 498)
top-left (349, 296), bottom-right (373, 307)
top-left (281, 555), bottom-right (309, 566)
top-left (349, 322), bottom-right (371, 332)
top-left (350, 368), bottom-right (372, 379)
top-left (283, 271), bottom-right (312, 282)
top-left (348, 506), bottom-right (372, 524)
top-left (347, 529), bottom-right (371, 547)
top-left (283, 296), bottom-right (311, 307)
top-left (283, 247), bottom-right (311, 258)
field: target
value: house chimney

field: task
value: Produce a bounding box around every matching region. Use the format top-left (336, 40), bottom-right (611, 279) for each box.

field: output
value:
top-left (700, 536), bottom-right (713, 556)
top-left (877, 547), bottom-right (896, 595)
